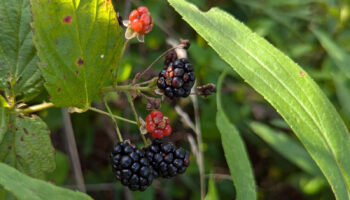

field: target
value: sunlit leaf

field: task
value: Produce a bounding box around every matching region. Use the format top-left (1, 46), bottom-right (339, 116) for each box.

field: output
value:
top-left (31, 0), bottom-right (123, 109)
top-left (167, 0), bottom-right (350, 198)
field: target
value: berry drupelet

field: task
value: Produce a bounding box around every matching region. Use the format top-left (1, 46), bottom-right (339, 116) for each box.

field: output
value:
top-left (110, 141), bottom-right (154, 191)
top-left (144, 139), bottom-right (190, 178)
top-left (157, 58), bottom-right (195, 98)
top-left (146, 111), bottom-right (172, 139)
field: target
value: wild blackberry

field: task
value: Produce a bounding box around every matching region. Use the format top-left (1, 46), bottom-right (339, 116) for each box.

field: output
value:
top-left (157, 58), bottom-right (195, 98)
top-left (144, 139), bottom-right (190, 178)
top-left (110, 141), bottom-right (154, 191)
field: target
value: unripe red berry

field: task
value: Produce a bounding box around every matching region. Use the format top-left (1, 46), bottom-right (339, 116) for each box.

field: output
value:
top-left (137, 6), bottom-right (149, 14)
top-left (129, 10), bottom-right (139, 21)
top-left (145, 111), bottom-right (172, 139)
top-left (131, 20), bottom-right (143, 33)
top-left (128, 6), bottom-right (153, 34)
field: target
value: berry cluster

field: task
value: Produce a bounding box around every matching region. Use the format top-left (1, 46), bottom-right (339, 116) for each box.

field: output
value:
top-left (157, 58), bottom-right (195, 98)
top-left (111, 140), bottom-right (190, 191)
top-left (145, 111), bottom-right (172, 139)
top-left (145, 139), bottom-right (190, 178)
top-left (129, 7), bottom-right (153, 34)
top-left (110, 141), bottom-right (153, 191)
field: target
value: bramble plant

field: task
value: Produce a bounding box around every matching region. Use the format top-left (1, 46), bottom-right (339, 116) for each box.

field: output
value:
top-left (1, 0), bottom-right (350, 199)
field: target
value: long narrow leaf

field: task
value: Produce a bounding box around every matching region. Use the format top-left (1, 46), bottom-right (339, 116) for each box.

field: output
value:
top-left (167, 0), bottom-right (350, 199)
top-left (216, 72), bottom-right (257, 200)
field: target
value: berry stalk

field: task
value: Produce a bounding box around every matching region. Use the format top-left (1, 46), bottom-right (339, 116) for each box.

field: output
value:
top-left (113, 39), bottom-right (131, 87)
top-left (88, 107), bottom-right (137, 125)
top-left (103, 97), bottom-right (123, 142)
top-left (125, 92), bottom-right (148, 145)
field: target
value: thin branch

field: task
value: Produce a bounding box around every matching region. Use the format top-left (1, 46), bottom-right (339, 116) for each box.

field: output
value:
top-left (61, 108), bottom-right (86, 193)
top-left (113, 39), bottom-right (131, 87)
top-left (20, 102), bottom-right (54, 114)
top-left (89, 107), bottom-right (137, 125)
top-left (132, 44), bottom-right (185, 84)
top-left (102, 85), bottom-right (153, 93)
top-left (103, 97), bottom-right (123, 142)
top-left (125, 92), bottom-right (148, 145)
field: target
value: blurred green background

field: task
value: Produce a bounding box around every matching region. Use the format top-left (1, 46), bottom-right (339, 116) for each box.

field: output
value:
top-left (31, 0), bottom-right (350, 199)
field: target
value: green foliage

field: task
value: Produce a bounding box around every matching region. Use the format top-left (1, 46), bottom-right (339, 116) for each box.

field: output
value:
top-left (0, 162), bottom-right (92, 200)
top-left (0, 0), bottom-right (43, 102)
top-left (313, 29), bottom-right (350, 79)
top-left (31, 0), bottom-right (123, 109)
top-left (167, 0), bottom-right (350, 199)
top-left (250, 122), bottom-right (321, 176)
top-left (205, 176), bottom-right (219, 200)
top-left (216, 72), bottom-right (257, 200)
top-left (0, 108), bottom-right (55, 178)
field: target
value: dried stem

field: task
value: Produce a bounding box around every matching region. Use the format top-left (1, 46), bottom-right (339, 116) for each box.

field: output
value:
top-left (61, 108), bottom-right (86, 192)
top-left (175, 104), bottom-right (205, 200)
top-left (190, 89), bottom-right (205, 200)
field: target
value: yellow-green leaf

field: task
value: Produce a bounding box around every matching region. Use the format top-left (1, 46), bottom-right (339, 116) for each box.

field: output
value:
top-left (31, 0), bottom-right (123, 109)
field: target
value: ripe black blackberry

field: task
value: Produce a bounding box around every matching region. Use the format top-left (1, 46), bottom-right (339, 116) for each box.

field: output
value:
top-left (144, 139), bottom-right (190, 178)
top-left (110, 141), bottom-right (153, 191)
top-left (157, 58), bottom-right (195, 98)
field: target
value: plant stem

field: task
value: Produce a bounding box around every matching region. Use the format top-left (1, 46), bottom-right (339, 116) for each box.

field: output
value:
top-left (21, 102), bottom-right (55, 114)
top-left (103, 98), bottom-right (123, 142)
top-left (191, 90), bottom-right (205, 200)
top-left (113, 39), bottom-right (131, 87)
top-left (89, 107), bottom-right (137, 125)
top-left (132, 44), bottom-right (185, 84)
top-left (125, 92), bottom-right (148, 145)
top-left (102, 85), bottom-right (153, 93)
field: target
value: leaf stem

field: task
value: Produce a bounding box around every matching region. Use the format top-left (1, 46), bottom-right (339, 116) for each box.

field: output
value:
top-left (103, 98), bottom-right (123, 142)
top-left (88, 107), bottom-right (137, 125)
top-left (20, 102), bottom-right (55, 114)
top-left (125, 92), bottom-right (148, 145)
top-left (102, 85), bottom-right (153, 93)
top-left (113, 39), bottom-right (131, 87)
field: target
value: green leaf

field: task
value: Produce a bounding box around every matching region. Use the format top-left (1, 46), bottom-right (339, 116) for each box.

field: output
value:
top-left (312, 29), bottom-right (350, 79)
top-left (216, 72), bottom-right (257, 200)
top-left (0, 162), bottom-right (92, 200)
top-left (167, 0), bottom-right (350, 198)
top-left (205, 176), bottom-right (219, 200)
top-left (250, 121), bottom-right (322, 176)
top-left (31, 0), bottom-right (123, 109)
top-left (0, 0), bottom-right (43, 101)
top-left (0, 95), bottom-right (9, 108)
top-left (334, 74), bottom-right (350, 121)
top-left (0, 108), bottom-right (9, 143)
top-left (0, 108), bottom-right (55, 178)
